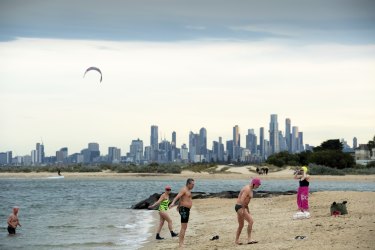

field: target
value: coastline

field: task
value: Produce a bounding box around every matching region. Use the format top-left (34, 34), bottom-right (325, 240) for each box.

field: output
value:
top-left (1, 168), bottom-right (374, 182)
top-left (140, 191), bottom-right (375, 250)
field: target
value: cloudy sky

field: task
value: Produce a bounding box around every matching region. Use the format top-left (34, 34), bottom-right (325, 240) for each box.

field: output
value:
top-left (1, 0), bottom-right (374, 156)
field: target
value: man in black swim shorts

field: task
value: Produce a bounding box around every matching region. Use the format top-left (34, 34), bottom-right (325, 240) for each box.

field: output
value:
top-left (170, 178), bottom-right (195, 248)
top-left (179, 206), bottom-right (190, 223)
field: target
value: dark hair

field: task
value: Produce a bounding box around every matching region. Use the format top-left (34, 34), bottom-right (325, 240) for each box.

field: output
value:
top-left (186, 178), bottom-right (194, 185)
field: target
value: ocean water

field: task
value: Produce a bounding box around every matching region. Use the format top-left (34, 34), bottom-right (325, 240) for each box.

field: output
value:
top-left (1, 177), bottom-right (374, 249)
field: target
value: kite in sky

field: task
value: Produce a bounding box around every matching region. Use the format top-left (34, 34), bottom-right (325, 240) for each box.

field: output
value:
top-left (83, 67), bottom-right (102, 83)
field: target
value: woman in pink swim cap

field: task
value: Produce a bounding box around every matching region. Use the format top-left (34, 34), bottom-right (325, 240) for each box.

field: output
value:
top-left (234, 178), bottom-right (261, 245)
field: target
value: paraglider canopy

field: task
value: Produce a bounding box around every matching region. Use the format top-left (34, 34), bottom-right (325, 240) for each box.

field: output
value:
top-left (83, 67), bottom-right (102, 83)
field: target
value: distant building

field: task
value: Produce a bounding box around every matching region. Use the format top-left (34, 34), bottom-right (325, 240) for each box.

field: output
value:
top-left (355, 144), bottom-right (374, 165)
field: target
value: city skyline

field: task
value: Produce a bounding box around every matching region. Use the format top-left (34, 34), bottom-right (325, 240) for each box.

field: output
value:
top-left (0, 115), bottom-right (367, 157)
top-left (1, 1), bottom-right (374, 156)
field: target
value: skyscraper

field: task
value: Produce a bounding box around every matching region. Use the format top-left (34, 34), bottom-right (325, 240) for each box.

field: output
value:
top-left (130, 139), bottom-right (143, 163)
top-left (269, 114), bottom-right (279, 154)
top-left (285, 118), bottom-right (291, 152)
top-left (150, 125), bottom-right (159, 161)
top-left (246, 129), bottom-right (257, 155)
top-left (291, 126), bottom-right (299, 153)
top-left (199, 127), bottom-right (207, 157)
top-left (233, 125), bottom-right (241, 160)
top-left (259, 127), bottom-right (265, 159)
top-left (353, 137), bottom-right (358, 149)
top-left (172, 131), bottom-right (176, 148)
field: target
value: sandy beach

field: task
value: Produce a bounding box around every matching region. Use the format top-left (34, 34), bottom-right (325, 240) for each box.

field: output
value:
top-left (1, 165), bottom-right (374, 182)
top-left (142, 191), bottom-right (375, 250)
top-left (1, 167), bottom-right (374, 249)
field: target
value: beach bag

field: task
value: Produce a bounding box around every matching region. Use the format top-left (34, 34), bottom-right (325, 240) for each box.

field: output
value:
top-left (330, 201), bottom-right (348, 215)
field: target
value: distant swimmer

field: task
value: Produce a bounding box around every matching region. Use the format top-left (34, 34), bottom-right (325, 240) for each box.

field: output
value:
top-left (58, 169), bottom-right (61, 176)
top-left (7, 207), bottom-right (21, 235)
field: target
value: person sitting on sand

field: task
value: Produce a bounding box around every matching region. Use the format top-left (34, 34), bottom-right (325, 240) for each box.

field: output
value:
top-left (235, 178), bottom-right (261, 245)
top-left (148, 185), bottom-right (179, 240)
top-left (294, 166), bottom-right (310, 212)
top-left (7, 207), bottom-right (21, 235)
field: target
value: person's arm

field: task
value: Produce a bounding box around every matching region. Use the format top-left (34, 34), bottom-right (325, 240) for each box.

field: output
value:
top-left (300, 171), bottom-right (307, 181)
top-left (148, 193), bottom-right (165, 209)
top-left (7, 215), bottom-right (12, 226)
top-left (169, 188), bottom-right (185, 209)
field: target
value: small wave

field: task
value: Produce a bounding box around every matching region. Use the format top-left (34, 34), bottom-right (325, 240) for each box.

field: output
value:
top-left (48, 225), bottom-right (76, 229)
top-left (106, 223), bottom-right (136, 229)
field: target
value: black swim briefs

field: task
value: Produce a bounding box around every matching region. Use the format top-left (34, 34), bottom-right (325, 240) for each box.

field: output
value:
top-left (179, 206), bottom-right (190, 223)
top-left (235, 204), bottom-right (249, 213)
top-left (7, 226), bottom-right (16, 234)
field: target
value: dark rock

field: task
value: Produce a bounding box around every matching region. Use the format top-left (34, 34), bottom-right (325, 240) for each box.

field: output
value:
top-left (132, 190), bottom-right (298, 209)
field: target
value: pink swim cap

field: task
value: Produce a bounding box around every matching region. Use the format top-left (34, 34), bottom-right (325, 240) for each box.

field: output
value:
top-left (165, 185), bottom-right (171, 190)
top-left (251, 178), bottom-right (261, 186)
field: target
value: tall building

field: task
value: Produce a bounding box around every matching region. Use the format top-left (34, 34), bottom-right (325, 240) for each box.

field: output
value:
top-left (180, 144), bottom-right (189, 162)
top-left (233, 125), bottom-right (241, 160)
top-left (130, 139), bottom-right (143, 163)
top-left (291, 126), bottom-right (299, 153)
top-left (285, 118), bottom-right (291, 152)
top-left (189, 132), bottom-right (199, 162)
top-left (269, 114), bottom-right (279, 154)
top-left (150, 125), bottom-right (159, 161)
top-left (171, 131), bottom-right (177, 161)
top-left (158, 139), bottom-right (171, 162)
top-left (172, 131), bottom-right (177, 148)
top-left (108, 147), bottom-right (121, 163)
top-left (88, 143), bottom-right (100, 162)
top-left (353, 137), bottom-right (358, 149)
top-left (279, 131), bottom-right (288, 152)
top-left (0, 152), bottom-right (7, 165)
top-left (298, 132), bottom-right (304, 152)
top-left (199, 127), bottom-right (207, 157)
top-left (246, 129), bottom-right (257, 155)
top-left (259, 127), bottom-right (265, 160)
top-left (226, 140), bottom-right (234, 162)
top-left (56, 147), bottom-right (68, 163)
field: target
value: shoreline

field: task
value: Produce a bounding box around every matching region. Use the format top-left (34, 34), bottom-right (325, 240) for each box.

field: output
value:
top-left (0, 171), bottom-right (374, 182)
top-left (140, 191), bottom-right (375, 250)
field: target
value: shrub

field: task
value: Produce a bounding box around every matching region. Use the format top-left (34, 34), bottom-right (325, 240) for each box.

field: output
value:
top-left (308, 164), bottom-right (345, 175)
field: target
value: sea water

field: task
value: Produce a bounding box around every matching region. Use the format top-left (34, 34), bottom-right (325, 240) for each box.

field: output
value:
top-left (1, 177), bottom-right (374, 249)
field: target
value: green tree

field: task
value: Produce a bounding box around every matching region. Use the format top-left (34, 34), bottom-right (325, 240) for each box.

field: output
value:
top-left (313, 139), bottom-right (343, 152)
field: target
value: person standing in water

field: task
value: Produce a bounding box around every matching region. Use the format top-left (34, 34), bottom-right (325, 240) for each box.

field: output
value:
top-left (7, 207), bottom-right (21, 235)
top-left (148, 185), bottom-right (179, 240)
top-left (169, 178), bottom-right (195, 248)
top-left (294, 166), bottom-right (310, 212)
top-left (235, 178), bottom-right (261, 245)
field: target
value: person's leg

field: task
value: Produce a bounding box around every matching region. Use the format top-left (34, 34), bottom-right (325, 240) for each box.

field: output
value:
top-left (179, 223), bottom-right (188, 247)
top-left (160, 212), bottom-right (178, 237)
top-left (235, 209), bottom-right (244, 244)
top-left (156, 213), bottom-right (165, 239)
top-left (244, 209), bottom-right (255, 243)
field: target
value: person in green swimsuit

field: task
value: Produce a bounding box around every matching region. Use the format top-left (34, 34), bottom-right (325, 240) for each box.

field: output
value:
top-left (148, 185), bottom-right (179, 240)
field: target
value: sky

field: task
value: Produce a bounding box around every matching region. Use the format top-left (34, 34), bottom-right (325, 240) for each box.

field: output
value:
top-left (0, 0), bottom-right (374, 156)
